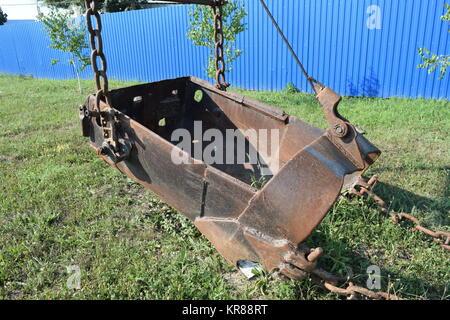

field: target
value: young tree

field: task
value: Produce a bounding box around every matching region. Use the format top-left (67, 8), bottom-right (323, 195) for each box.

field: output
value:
top-left (0, 7), bottom-right (8, 25)
top-left (418, 4), bottom-right (450, 79)
top-left (38, 10), bottom-right (90, 93)
top-left (187, 0), bottom-right (247, 80)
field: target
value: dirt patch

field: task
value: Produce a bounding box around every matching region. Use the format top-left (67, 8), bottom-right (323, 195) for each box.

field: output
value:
top-left (222, 270), bottom-right (248, 291)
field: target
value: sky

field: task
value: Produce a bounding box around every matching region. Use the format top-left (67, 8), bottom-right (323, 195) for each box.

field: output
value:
top-left (0, 0), bottom-right (51, 20)
top-left (0, 1), bottom-right (170, 20)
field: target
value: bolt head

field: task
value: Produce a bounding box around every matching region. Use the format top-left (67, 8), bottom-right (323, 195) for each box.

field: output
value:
top-left (333, 124), bottom-right (346, 137)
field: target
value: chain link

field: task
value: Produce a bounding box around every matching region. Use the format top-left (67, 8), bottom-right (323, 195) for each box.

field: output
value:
top-left (350, 175), bottom-right (450, 251)
top-left (84, 0), bottom-right (119, 151)
top-left (212, 2), bottom-right (229, 91)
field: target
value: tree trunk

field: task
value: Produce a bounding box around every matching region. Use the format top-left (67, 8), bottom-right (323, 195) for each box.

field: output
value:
top-left (71, 55), bottom-right (82, 94)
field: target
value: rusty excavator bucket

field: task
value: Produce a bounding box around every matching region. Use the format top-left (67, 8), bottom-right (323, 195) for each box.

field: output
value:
top-left (79, 0), bottom-right (380, 280)
top-left (80, 76), bottom-right (380, 279)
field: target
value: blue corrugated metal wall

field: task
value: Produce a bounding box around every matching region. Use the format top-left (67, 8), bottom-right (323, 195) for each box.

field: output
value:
top-left (0, 0), bottom-right (449, 99)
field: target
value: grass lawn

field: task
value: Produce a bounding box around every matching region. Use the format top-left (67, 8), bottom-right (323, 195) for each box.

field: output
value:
top-left (0, 74), bottom-right (448, 300)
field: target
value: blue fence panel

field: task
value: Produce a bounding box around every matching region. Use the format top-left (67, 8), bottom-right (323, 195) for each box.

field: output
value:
top-left (0, 0), bottom-right (449, 99)
top-left (0, 22), bottom-right (74, 79)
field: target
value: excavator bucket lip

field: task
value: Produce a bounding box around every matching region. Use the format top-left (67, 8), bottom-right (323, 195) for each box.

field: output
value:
top-left (187, 76), bottom-right (290, 122)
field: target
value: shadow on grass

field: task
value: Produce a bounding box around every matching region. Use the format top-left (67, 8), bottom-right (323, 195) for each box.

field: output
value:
top-left (367, 166), bottom-right (450, 224)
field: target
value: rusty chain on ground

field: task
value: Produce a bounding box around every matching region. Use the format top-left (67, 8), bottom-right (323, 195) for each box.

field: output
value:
top-left (322, 281), bottom-right (399, 300)
top-left (212, 0), bottom-right (230, 91)
top-left (350, 175), bottom-right (450, 251)
top-left (274, 245), bottom-right (401, 300)
top-left (312, 264), bottom-right (400, 300)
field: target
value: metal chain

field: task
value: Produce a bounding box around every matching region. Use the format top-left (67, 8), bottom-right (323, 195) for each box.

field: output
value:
top-left (350, 175), bottom-right (450, 251)
top-left (212, 1), bottom-right (229, 91)
top-left (84, 0), bottom-right (118, 151)
top-left (317, 265), bottom-right (400, 299)
top-left (322, 281), bottom-right (400, 300)
top-left (274, 245), bottom-right (400, 300)
top-left (313, 265), bottom-right (400, 300)
top-left (85, 0), bottom-right (110, 106)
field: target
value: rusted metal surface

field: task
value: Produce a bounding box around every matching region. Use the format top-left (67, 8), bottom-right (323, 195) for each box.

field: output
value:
top-left (80, 76), bottom-right (382, 287)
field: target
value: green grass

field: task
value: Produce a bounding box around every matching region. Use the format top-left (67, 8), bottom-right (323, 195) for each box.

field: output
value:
top-left (0, 74), bottom-right (448, 300)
